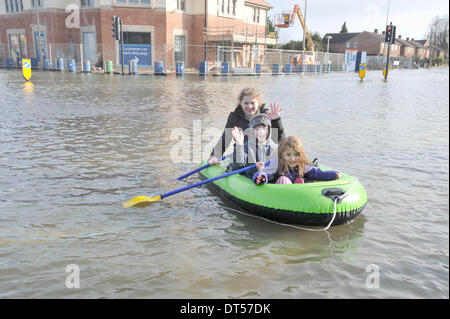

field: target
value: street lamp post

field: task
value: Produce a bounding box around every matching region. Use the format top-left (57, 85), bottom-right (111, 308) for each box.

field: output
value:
top-left (326, 35), bottom-right (332, 71)
top-left (36, 1), bottom-right (44, 70)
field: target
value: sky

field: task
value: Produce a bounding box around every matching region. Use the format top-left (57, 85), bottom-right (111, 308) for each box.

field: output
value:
top-left (267, 0), bottom-right (449, 43)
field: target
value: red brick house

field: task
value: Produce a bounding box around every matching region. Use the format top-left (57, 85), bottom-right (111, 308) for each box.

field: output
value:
top-left (0, 0), bottom-right (276, 69)
top-left (323, 29), bottom-right (403, 56)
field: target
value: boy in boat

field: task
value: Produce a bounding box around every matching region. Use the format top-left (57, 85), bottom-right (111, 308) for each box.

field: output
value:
top-left (230, 114), bottom-right (278, 182)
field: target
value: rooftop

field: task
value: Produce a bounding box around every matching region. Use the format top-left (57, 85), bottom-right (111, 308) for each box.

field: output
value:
top-left (322, 32), bottom-right (360, 43)
top-left (245, 0), bottom-right (273, 8)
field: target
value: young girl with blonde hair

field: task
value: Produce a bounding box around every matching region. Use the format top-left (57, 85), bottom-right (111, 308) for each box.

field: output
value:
top-left (254, 136), bottom-right (340, 185)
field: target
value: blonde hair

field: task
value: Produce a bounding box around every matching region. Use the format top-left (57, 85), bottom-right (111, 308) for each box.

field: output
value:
top-left (278, 136), bottom-right (311, 177)
top-left (238, 87), bottom-right (263, 105)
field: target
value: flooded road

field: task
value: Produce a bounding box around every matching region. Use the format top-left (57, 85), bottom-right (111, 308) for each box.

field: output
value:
top-left (0, 67), bottom-right (448, 298)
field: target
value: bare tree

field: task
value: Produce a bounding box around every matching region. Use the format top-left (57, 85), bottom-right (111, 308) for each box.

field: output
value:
top-left (427, 15), bottom-right (449, 60)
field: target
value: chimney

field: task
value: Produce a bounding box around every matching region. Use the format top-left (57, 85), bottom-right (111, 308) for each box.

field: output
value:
top-left (374, 29), bottom-right (378, 33)
top-left (406, 37), bottom-right (410, 41)
top-left (411, 38), bottom-right (414, 41)
top-left (382, 31), bottom-right (385, 35)
top-left (398, 35), bottom-right (401, 39)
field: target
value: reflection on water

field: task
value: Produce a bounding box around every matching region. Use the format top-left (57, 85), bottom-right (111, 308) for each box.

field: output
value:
top-left (0, 68), bottom-right (448, 299)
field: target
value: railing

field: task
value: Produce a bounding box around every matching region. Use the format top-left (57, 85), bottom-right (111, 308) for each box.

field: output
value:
top-left (0, 42), bottom-right (422, 74)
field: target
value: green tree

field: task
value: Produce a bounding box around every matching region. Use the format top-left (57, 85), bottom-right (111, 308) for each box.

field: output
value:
top-left (311, 32), bottom-right (326, 52)
top-left (340, 22), bottom-right (348, 33)
top-left (266, 17), bottom-right (279, 48)
top-left (280, 41), bottom-right (303, 50)
top-left (267, 17), bottom-right (277, 34)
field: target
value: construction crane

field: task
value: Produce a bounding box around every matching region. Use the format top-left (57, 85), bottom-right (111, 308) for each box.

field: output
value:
top-left (274, 4), bottom-right (316, 65)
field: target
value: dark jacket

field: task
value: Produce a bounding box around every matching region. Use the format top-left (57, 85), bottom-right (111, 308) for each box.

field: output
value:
top-left (210, 104), bottom-right (286, 158)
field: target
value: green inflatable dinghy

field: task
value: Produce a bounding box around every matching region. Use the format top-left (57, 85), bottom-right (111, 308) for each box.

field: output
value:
top-left (199, 162), bottom-right (367, 226)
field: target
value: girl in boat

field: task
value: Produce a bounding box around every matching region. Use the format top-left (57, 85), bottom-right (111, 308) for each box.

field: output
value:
top-left (255, 136), bottom-right (341, 185)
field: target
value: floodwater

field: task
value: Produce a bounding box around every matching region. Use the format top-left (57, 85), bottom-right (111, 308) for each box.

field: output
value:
top-left (0, 67), bottom-right (448, 299)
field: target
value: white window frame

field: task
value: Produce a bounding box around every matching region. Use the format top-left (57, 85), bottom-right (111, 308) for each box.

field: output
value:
top-left (113, 0), bottom-right (153, 7)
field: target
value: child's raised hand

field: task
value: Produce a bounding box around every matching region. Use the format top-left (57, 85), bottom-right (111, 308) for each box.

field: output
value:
top-left (255, 161), bottom-right (265, 171)
top-left (232, 126), bottom-right (244, 145)
top-left (266, 102), bottom-right (282, 120)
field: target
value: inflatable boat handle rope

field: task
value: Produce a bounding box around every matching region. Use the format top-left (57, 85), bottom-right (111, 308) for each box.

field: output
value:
top-left (199, 178), bottom-right (359, 232)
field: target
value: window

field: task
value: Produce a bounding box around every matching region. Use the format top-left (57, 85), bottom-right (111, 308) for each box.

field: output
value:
top-left (81, 0), bottom-right (94, 7)
top-left (115, 0), bottom-right (151, 5)
top-left (219, 0), bottom-right (224, 14)
top-left (123, 32), bottom-right (151, 45)
top-left (174, 35), bottom-right (186, 63)
top-left (8, 33), bottom-right (27, 60)
top-left (231, 0), bottom-right (236, 15)
top-left (32, 0), bottom-right (42, 7)
top-left (83, 32), bottom-right (97, 62)
top-left (174, 0), bottom-right (184, 10)
top-left (353, 41), bottom-right (358, 47)
top-left (346, 42), bottom-right (350, 48)
top-left (6, 0), bottom-right (23, 12)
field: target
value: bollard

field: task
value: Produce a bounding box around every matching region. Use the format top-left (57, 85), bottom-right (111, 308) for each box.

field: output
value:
top-left (67, 59), bottom-right (76, 72)
top-left (57, 58), bottom-right (65, 71)
top-left (199, 61), bottom-right (208, 75)
top-left (255, 63), bottom-right (262, 75)
top-left (31, 58), bottom-right (40, 69)
top-left (154, 61), bottom-right (163, 74)
top-left (83, 60), bottom-right (91, 73)
top-left (6, 58), bottom-right (14, 67)
top-left (128, 59), bottom-right (138, 75)
top-left (221, 62), bottom-right (229, 74)
top-left (44, 59), bottom-right (52, 70)
top-left (272, 64), bottom-right (280, 74)
top-left (105, 60), bottom-right (114, 74)
top-left (176, 62), bottom-right (184, 75)
top-left (284, 64), bottom-right (292, 73)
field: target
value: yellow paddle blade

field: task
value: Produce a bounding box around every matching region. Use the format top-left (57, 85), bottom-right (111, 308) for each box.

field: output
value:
top-left (122, 195), bottom-right (162, 208)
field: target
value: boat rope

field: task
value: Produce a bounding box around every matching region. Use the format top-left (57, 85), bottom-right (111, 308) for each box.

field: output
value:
top-left (195, 178), bottom-right (359, 232)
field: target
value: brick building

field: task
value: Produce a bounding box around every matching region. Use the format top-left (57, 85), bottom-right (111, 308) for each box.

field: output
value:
top-left (0, 0), bottom-right (276, 69)
top-left (323, 29), bottom-right (403, 57)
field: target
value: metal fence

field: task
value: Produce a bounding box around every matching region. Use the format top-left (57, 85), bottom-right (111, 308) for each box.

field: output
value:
top-left (366, 55), bottom-right (415, 70)
top-left (0, 42), bottom-right (419, 74)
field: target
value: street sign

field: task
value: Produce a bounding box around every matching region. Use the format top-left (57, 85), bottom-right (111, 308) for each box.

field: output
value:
top-left (359, 63), bottom-right (366, 80)
top-left (383, 64), bottom-right (389, 77)
top-left (22, 59), bottom-right (32, 81)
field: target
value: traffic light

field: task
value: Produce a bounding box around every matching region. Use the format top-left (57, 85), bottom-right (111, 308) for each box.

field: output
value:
top-left (385, 24), bottom-right (396, 43)
top-left (112, 16), bottom-right (120, 41)
top-left (385, 25), bottom-right (392, 43)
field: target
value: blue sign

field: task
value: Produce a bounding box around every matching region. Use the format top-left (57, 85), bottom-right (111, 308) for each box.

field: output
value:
top-left (119, 44), bottom-right (152, 66)
top-left (360, 64), bottom-right (366, 70)
top-left (34, 31), bottom-right (46, 59)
